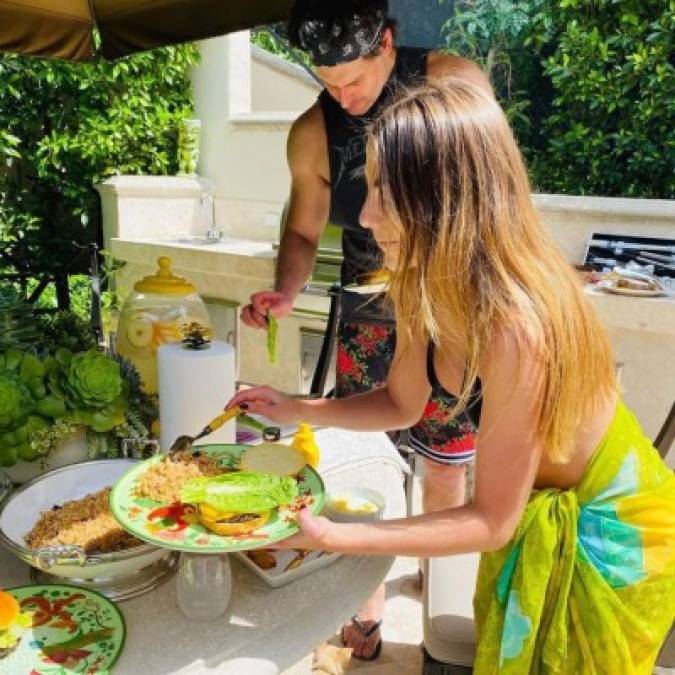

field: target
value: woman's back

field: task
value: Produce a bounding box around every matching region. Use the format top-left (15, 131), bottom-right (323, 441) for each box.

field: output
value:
top-left (429, 343), bottom-right (619, 489)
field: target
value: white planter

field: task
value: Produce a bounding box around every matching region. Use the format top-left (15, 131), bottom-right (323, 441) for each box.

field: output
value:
top-left (4, 427), bottom-right (89, 485)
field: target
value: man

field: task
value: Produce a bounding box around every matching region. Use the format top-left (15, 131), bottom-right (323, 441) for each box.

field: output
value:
top-left (241, 0), bottom-right (492, 660)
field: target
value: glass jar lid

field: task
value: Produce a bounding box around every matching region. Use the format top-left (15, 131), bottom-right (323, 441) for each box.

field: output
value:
top-left (133, 256), bottom-right (196, 295)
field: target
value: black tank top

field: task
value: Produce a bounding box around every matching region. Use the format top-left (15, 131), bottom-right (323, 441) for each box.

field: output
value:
top-left (319, 47), bottom-right (429, 286)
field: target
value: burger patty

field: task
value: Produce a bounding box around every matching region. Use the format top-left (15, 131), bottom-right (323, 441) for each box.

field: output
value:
top-left (216, 513), bottom-right (261, 523)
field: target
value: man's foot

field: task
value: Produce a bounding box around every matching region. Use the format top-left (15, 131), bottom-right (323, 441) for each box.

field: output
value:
top-left (340, 615), bottom-right (383, 661)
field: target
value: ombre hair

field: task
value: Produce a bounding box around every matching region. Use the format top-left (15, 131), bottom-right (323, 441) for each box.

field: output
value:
top-left (367, 79), bottom-right (617, 463)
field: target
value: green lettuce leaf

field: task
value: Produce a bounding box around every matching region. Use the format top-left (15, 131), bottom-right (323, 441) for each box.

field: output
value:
top-left (266, 311), bottom-right (278, 364)
top-left (181, 472), bottom-right (298, 513)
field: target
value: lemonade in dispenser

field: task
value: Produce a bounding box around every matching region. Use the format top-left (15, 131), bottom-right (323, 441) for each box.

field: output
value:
top-left (116, 256), bottom-right (211, 393)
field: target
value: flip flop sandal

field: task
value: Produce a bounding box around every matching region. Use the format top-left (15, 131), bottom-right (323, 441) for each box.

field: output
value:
top-left (340, 614), bottom-right (383, 661)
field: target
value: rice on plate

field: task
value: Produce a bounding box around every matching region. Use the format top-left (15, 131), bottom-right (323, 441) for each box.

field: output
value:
top-left (134, 450), bottom-right (225, 504)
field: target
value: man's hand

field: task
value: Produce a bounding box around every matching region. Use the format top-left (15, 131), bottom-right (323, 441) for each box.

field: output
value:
top-left (240, 291), bottom-right (293, 329)
top-left (226, 385), bottom-right (305, 424)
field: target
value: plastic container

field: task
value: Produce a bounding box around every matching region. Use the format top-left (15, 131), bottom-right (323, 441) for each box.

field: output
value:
top-left (116, 257), bottom-right (211, 394)
top-left (234, 548), bottom-right (341, 588)
top-left (291, 423), bottom-right (320, 468)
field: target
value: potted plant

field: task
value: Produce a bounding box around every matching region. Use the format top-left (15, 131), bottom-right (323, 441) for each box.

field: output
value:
top-left (0, 288), bottom-right (156, 483)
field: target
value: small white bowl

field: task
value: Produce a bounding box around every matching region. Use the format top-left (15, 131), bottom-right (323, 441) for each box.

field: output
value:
top-left (323, 487), bottom-right (385, 523)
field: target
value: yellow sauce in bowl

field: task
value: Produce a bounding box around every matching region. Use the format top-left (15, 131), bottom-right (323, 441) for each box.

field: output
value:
top-left (327, 494), bottom-right (379, 515)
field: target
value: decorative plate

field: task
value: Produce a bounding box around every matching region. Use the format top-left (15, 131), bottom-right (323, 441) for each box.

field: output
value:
top-left (343, 282), bottom-right (389, 295)
top-left (110, 444), bottom-right (325, 553)
top-left (0, 585), bottom-right (125, 675)
top-left (600, 284), bottom-right (666, 297)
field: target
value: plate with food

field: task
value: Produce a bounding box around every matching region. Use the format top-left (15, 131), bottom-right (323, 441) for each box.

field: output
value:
top-left (601, 283), bottom-right (666, 297)
top-left (0, 460), bottom-right (174, 599)
top-left (234, 547), bottom-right (341, 588)
top-left (598, 269), bottom-right (667, 297)
top-left (110, 443), bottom-right (325, 553)
top-left (343, 282), bottom-right (389, 295)
top-left (0, 584), bottom-right (125, 675)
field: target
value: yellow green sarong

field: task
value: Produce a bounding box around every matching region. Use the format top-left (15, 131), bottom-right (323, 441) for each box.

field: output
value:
top-left (474, 401), bottom-right (675, 674)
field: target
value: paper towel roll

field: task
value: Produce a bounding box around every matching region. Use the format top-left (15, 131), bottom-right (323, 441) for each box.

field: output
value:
top-left (158, 341), bottom-right (236, 452)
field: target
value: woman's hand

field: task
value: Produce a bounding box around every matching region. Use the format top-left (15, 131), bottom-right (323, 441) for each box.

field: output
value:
top-left (272, 508), bottom-right (337, 551)
top-left (226, 386), bottom-right (304, 425)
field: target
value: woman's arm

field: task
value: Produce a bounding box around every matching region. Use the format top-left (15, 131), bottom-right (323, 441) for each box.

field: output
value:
top-left (279, 332), bottom-right (544, 556)
top-left (227, 327), bottom-right (431, 431)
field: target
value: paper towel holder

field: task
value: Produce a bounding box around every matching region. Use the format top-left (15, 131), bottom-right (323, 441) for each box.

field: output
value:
top-left (181, 322), bottom-right (212, 350)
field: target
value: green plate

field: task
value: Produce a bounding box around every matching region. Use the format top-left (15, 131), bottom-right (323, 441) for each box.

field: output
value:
top-left (110, 444), bottom-right (325, 553)
top-left (0, 585), bottom-right (125, 675)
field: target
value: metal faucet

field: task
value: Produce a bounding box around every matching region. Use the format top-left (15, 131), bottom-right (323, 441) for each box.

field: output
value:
top-left (199, 192), bottom-right (220, 241)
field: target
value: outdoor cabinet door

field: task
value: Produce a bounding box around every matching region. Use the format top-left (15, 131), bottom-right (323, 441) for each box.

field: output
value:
top-left (203, 297), bottom-right (240, 375)
top-left (299, 326), bottom-right (336, 396)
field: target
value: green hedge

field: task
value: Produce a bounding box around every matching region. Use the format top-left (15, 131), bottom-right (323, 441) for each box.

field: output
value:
top-left (443, 0), bottom-right (674, 198)
top-left (0, 45), bottom-right (200, 269)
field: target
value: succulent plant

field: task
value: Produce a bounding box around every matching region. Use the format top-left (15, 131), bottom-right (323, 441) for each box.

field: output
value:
top-left (0, 371), bottom-right (34, 433)
top-left (58, 349), bottom-right (129, 433)
top-left (62, 350), bottom-right (123, 410)
top-left (0, 349), bottom-right (69, 466)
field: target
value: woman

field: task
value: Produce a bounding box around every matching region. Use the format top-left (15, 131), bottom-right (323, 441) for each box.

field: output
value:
top-left (228, 80), bottom-right (675, 672)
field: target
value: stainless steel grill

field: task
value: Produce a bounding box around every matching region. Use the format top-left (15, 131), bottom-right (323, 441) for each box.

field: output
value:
top-left (584, 233), bottom-right (675, 277)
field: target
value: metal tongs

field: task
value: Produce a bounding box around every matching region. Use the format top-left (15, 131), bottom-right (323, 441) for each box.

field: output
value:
top-left (169, 406), bottom-right (269, 454)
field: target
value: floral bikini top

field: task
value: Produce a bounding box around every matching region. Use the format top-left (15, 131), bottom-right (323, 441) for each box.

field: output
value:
top-left (426, 342), bottom-right (483, 428)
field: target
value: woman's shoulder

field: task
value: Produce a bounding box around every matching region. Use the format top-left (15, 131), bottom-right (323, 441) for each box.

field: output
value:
top-left (476, 328), bottom-right (544, 398)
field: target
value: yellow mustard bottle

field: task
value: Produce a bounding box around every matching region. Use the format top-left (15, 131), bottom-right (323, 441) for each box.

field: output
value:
top-left (291, 423), bottom-right (320, 469)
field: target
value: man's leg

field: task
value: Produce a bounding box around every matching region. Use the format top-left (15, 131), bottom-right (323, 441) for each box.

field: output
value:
top-left (341, 465), bottom-right (469, 660)
top-left (335, 322), bottom-right (393, 659)
top-left (422, 458), bottom-right (468, 513)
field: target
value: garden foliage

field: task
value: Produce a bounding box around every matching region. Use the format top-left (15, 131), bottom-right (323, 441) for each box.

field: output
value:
top-left (442, 0), bottom-right (673, 198)
top-left (0, 45), bottom-right (200, 270)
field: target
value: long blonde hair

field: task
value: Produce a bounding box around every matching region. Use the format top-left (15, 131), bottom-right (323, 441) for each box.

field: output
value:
top-left (368, 79), bottom-right (617, 462)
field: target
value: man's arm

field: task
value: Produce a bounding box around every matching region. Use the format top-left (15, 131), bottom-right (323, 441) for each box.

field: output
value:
top-left (241, 104), bottom-right (330, 328)
top-left (427, 51), bottom-right (494, 96)
top-left (275, 108), bottom-right (330, 297)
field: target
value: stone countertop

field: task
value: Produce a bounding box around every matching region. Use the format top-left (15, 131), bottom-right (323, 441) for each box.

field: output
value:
top-left (111, 237), bottom-right (675, 333)
top-left (111, 237), bottom-right (276, 280)
top-left (0, 430), bottom-right (407, 675)
top-left (584, 285), bottom-right (675, 336)
top-left (110, 237), bottom-right (331, 316)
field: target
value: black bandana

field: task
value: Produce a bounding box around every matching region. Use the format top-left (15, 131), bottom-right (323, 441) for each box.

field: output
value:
top-left (297, 9), bottom-right (387, 66)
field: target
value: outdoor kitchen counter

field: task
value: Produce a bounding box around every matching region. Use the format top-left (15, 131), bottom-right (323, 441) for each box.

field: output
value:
top-left (584, 286), bottom-right (675, 447)
top-left (0, 429), bottom-right (408, 675)
top-left (584, 285), bottom-right (675, 336)
top-left (110, 237), bottom-right (331, 316)
top-left (110, 237), bottom-right (675, 334)
top-left (110, 234), bottom-right (675, 442)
